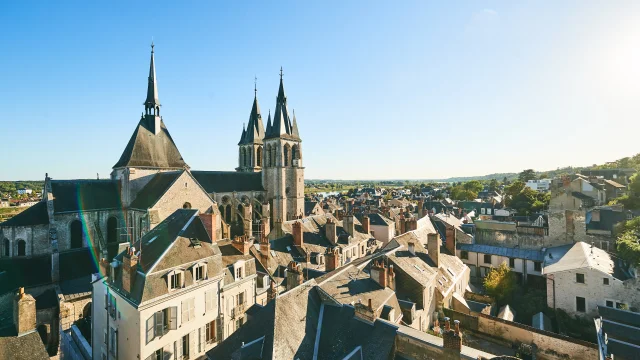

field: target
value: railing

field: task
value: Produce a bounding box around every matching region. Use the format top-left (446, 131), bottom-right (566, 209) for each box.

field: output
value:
top-left (231, 303), bottom-right (247, 318)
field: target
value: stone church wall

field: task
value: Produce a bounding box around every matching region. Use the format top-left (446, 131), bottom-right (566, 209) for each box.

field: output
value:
top-left (150, 171), bottom-right (214, 226)
top-left (53, 209), bottom-right (124, 252)
top-left (0, 224), bottom-right (50, 256)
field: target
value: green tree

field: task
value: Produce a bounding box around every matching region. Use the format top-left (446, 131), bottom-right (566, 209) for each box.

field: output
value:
top-left (616, 232), bottom-right (640, 267)
top-left (611, 172), bottom-right (640, 209)
top-left (518, 169), bottom-right (537, 182)
top-left (488, 179), bottom-right (499, 192)
top-left (483, 262), bottom-right (516, 304)
top-left (463, 180), bottom-right (484, 194)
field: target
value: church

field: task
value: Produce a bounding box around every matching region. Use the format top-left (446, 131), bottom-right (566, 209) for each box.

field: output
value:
top-left (0, 44), bottom-right (305, 263)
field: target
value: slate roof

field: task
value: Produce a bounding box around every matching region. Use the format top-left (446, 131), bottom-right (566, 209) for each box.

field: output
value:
top-left (113, 117), bottom-right (187, 169)
top-left (598, 306), bottom-right (640, 359)
top-left (0, 328), bottom-right (50, 360)
top-left (0, 201), bottom-right (48, 226)
top-left (50, 180), bottom-right (122, 213)
top-left (457, 243), bottom-right (544, 262)
top-left (368, 213), bottom-right (394, 227)
top-left (216, 239), bottom-right (257, 287)
top-left (110, 209), bottom-right (225, 305)
top-left (129, 171), bottom-right (181, 209)
top-left (0, 256), bottom-right (51, 294)
top-left (264, 76), bottom-right (300, 141)
top-left (543, 242), bottom-right (632, 281)
top-left (238, 94), bottom-right (265, 145)
top-left (191, 171), bottom-right (265, 193)
top-left (304, 201), bottom-right (319, 216)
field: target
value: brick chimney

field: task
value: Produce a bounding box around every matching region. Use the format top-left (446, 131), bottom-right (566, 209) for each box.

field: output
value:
top-left (232, 235), bottom-right (253, 255)
top-left (399, 213), bottom-right (406, 234)
top-left (326, 218), bottom-right (337, 245)
top-left (406, 218), bottom-right (417, 232)
top-left (99, 257), bottom-right (110, 277)
top-left (427, 232), bottom-right (440, 267)
top-left (199, 212), bottom-right (218, 241)
top-left (260, 234), bottom-right (270, 263)
top-left (387, 264), bottom-right (395, 291)
top-left (418, 199), bottom-right (425, 218)
top-left (343, 214), bottom-right (355, 237)
top-left (286, 261), bottom-right (304, 291)
top-left (122, 246), bottom-right (138, 294)
top-left (292, 221), bottom-right (303, 247)
top-left (443, 318), bottom-right (462, 353)
top-left (370, 260), bottom-right (388, 288)
top-left (260, 217), bottom-right (270, 239)
top-left (325, 247), bottom-right (340, 271)
top-left (362, 216), bottom-right (370, 235)
top-left (274, 218), bottom-right (283, 238)
top-left (13, 288), bottom-right (36, 337)
top-left (445, 225), bottom-right (456, 255)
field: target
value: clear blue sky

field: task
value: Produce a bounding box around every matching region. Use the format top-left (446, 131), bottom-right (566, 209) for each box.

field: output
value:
top-left (1, 1), bottom-right (639, 181)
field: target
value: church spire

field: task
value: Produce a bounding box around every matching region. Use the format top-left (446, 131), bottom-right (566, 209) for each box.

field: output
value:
top-left (238, 80), bottom-right (265, 145)
top-left (266, 67), bottom-right (298, 139)
top-left (144, 42), bottom-right (161, 115)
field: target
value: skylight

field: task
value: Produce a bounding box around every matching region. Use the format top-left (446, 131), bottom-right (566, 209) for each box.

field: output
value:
top-left (147, 235), bottom-right (158, 245)
top-left (447, 268), bottom-right (456, 277)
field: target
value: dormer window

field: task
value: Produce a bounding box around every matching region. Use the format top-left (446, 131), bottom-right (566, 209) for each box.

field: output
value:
top-left (168, 270), bottom-right (184, 291)
top-left (193, 263), bottom-right (207, 282)
top-left (233, 260), bottom-right (245, 280)
top-left (236, 267), bottom-right (243, 279)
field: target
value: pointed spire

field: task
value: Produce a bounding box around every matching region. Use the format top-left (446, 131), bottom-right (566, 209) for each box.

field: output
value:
top-left (239, 80), bottom-right (265, 145)
top-left (292, 109), bottom-right (300, 138)
top-left (238, 123), bottom-right (247, 145)
top-left (265, 109), bottom-right (272, 134)
top-left (144, 42), bottom-right (160, 111)
top-left (266, 67), bottom-right (295, 139)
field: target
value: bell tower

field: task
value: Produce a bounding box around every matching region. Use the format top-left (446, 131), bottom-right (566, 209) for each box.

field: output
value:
top-left (237, 78), bottom-right (265, 172)
top-left (262, 68), bottom-right (304, 222)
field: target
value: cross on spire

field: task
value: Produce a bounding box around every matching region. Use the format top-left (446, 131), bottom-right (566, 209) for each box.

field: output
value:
top-left (254, 75), bottom-right (257, 96)
top-left (280, 67), bottom-right (283, 79)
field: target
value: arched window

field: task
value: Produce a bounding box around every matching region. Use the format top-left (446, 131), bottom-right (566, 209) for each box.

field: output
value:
top-left (292, 144), bottom-right (299, 161)
top-left (248, 147), bottom-right (253, 167)
top-left (70, 220), bottom-right (83, 249)
top-left (225, 204), bottom-right (232, 224)
top-left (257, 146), bottom-right (263, 167)
top-left (183, 202), bottom-right (192, 209)
top-left (3, 238), bottom-right (9, 257)
top-left (107, 217), bottom-right (118, 244)
top-left (17, 239), bottom-right (26, 256)
top-left (239, 148), bottom-right (245, 167)
top-left (284, 145), bottom-right (290, 166)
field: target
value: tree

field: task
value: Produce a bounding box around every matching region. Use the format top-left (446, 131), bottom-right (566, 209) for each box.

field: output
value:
top-left (483, 262), bottom-right (516, 304)
top-left (518, 169), bottom-right (537, 182)
top-left (502, 176), bottom-right (509, 186)
top-left (488, 179), bottom-right (499, 192)
top-left (463, 180), bottom-right (483, 194)
top-left (504, 181), bottom-right (525, 198)
top-left (616, 231), bottom-right (640, 267)
top-left (611, 172), bottom-right (640, 210)
top-left (450, 186), bottom-right (477, 201)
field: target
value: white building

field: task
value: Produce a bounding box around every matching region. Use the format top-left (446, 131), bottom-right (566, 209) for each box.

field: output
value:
top-left (544, 242), bottom-right (640, 317)
top-left (367, 213), bottom-right (395, 245)
top-left (525, 179), bottom-right (551, 192)
top-left (17, 188), bottom-right (33, 195)
top-left (92, 209), bottom-right (257, 360)
top-left (457, 243), bottom-right (544, 284)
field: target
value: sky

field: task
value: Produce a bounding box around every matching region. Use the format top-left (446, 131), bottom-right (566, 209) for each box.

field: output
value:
top-left (1, 1), bottom-right (639, 181)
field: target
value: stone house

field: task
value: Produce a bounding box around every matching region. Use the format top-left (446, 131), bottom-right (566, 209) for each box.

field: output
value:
top-left (543, 242), bottom-right (640, 317)
top-left (367, 212), bottom-right (396, 246)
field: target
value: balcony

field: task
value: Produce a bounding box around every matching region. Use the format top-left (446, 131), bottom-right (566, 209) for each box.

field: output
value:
top-left (230, 303), bottom-right (246, 318)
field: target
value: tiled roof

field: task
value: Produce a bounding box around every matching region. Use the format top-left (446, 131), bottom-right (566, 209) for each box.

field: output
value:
top-left (113, 118), bottom-right (187, 169)
top-left (457, 243), bottom-right (544, 262)
top-left (0, 201), bottom-right (48, 226)
top-left (50, 180), bottom-right (122, 213)
top-left (368, 213), bottom-right (394, 227)
top-left (543, 242), bottom-right (632, 280)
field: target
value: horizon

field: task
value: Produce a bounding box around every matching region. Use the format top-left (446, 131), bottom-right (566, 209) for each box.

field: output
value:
top-left (1, 1), bottom-right (639, 181)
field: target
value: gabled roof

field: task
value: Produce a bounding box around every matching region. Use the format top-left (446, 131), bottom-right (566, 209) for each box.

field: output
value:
top-left (50, 180), bottom-right (122, 213)
top-left (0, 201), bottom-right (48, 226)
top-left (543, 242), bottom-right (631, 280)
top-left (304, 201), bottom-right (320, 216)
top-left (129, 171), bottom-right (182, 209)
top-left (368, 213), bottom-right (394, 227)
top-left (113, 117), bottom-right (187, 169)
top-left (191, 171), bottom-right (265, 193)
top-left (604, 179), bottom-right (626, 189)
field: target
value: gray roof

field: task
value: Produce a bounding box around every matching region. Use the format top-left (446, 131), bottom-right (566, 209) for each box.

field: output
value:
top-left (368, 213), bottom-right (394, 227)
top-left (457, 243), bottom-right (544, 262)
top-left (0, 201), bottom-right (48, 226)
top-left (144, 45), bottom-right (160, 109)
top-left (129, 171), bottom-right (181, 209)
top-left (238, 94), bottom-right (265, 145)
top-left (113, 118), bottom-right (187, 169)
top-left (264, 75), bottom-right (300, 141)
top-left (51, 180), bottom-right (122, 213)
top-left (543, 242), bottom-right (632, 280)
top-left (191, 171), bottom-right (265, 193)
top-left (0, 328), bottom-right (50, 360)
top-left (598, 306), bottom-right (640, 359)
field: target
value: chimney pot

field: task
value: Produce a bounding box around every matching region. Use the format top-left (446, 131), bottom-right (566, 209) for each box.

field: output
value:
top-left (454, 319), bottom-right (460, 334)
top-left (368, 298), bottom-right (373, 310)
top-left (444, 317), bottom-right (451, 331)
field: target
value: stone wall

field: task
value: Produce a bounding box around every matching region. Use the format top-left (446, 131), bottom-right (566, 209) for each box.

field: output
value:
top-left (150, 171), bottom-right (214, 224)
top-left (0, 224), bottom-right (50, 256)
top-left (53, 209), bottom-right (124, 252)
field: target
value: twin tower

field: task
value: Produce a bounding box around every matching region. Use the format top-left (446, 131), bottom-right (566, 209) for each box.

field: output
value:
top-left (236, 69), bottom-right (305, 221)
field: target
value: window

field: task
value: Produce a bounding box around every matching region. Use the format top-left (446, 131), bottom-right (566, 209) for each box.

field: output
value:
top-left (70, 220), bottom-right (84, 249)
top-left (109, 327), bottom-right (117, 357)
top-left (182, 334), bottom-right (189, 359)
top-left (603, 277), bottom-right (609, 285)
top-left (182, 298), bottom-right (195, 323)
top-left (170, 272), bottom-right (182, 290)
top-left (483, 254), bottom-right (492, 264)
top-left (509, 258), bottom-right (515, 268)
top-left (235, 266), bottom-right (243, 279)
top-left (576, 273), bottom-right (585, 284)
top-left (616, 302), bottom-right (627, 310)
top-left (576, 296), bottom-right (586, 312)
top-left (460, 251), bottom-right (468, 260)
top-left (534, 261), bottom-right (542, 272)
top-left (205, 289), bottom-right (215, 313)
top-left (194, 265), bottom-right (205, 281)
top-left (3, 238), bottom-right (9, 257)
top-left (206, 320), bottom-right (217, 343)
top-left (17, 239), bottom-right (26, 256)
top-left (146, 307), bottom-right (176, 343)
top-left (237, 291), bottom-right (245, 306)
top-left (107, 293), bottom-right (117, 319)
top-left (235, 317), bottom-right (244, 330)
top-left (487, 208), bottom-right (492, 215)
top-left (606, 300), bottom-right (613, 308)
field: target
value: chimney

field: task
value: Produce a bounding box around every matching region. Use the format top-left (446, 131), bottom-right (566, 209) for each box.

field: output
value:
top-left (274, 218), bottom-right (283, 238)
top-left (232, 235), bottom-right (253, 255)
top-left (325, 247), bottom-right (340, 271)
top-left (443, 318), bottom-right (462, 353)
top-left (99, 257), bottom-right (110, 277)
top-left (362, 216), bottom-right (370, 235)
top-left (267, 280), bottom-right (277, 302)
top-left (368, 298), bottom-right (373, 310)
top-left (122, 247), bottom-right (138, 294)
top-left (326, 218), bottom-right (337, 245)
top-left (13, 288), bottom-right (36, 337)
top-left (418, 199), bottom-right (425, 218)
top-left (445, 225), bottom-right (456, 255)
top-left (199, 212), bottom-right (218, 241)
top-left (408, 242), bottom-right (416, 256)
top-left (292, 221), bottom-right (303, 247)
top-left (343, 214), bottom-right (355, 237)
top-left (286, 261), bottom-right (304, 291)
top-left (370, 260), bottom-right (388, 288)
top-left (260, 217), bottom-right (270, 239)
top-left (260, 234), bottom-right (271, 263)
top-left (427, 232), bottom-right (440, 267)
top-left (444, 317), bottom-right (450, 331)
top-left (387, 264), bottom-right (395, 291)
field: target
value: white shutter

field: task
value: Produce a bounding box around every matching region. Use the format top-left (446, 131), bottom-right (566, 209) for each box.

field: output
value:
top-left (103, 330), bottom-right (107, 345)
top-left (189, 298), bottom-right (195, 322)
top-left (200, 326), bottom-right (206, 350)
top-left (182, 300), bottom-right (189, 323)
top-left (190, 330), bottom-right (196, 358)
top-left (176, 338), bottom-right (183, 360)
top-left (169, 306), bottom-right (177, 330)
top-left (205, 290), bottom-right (210, 313)
top-left (155, 311), bottom-right (164, 336)
top-left (146, 315), bottom-right (155, 343)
